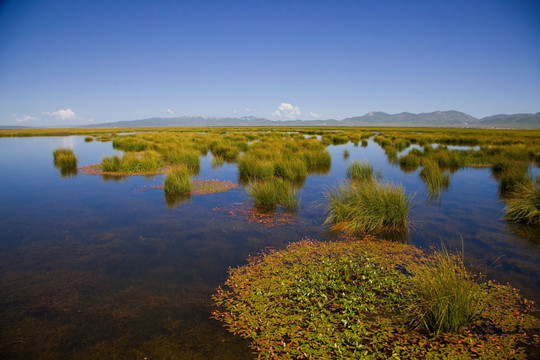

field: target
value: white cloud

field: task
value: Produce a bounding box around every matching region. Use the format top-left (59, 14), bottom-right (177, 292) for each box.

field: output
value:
top-left (245, 108), bottom-right (252, 112)
top-left (13, 114), bottom-right (37, 123)
top-left (309, 111), bottom-right (322, 119)
top-left (167, 108), bottom-right (174, 115)
top-left (232, 110), bottom-right (238, 114)
top-left (43, 108), bottom-right (76, 120)
top-left (272, 102), bottom-right (301, 120)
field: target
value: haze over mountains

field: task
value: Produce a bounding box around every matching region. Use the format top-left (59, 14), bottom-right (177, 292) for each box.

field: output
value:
top-left (83, 111), bottom-right (540, 129)
top-left (3, 111), bottom-right (540, 129)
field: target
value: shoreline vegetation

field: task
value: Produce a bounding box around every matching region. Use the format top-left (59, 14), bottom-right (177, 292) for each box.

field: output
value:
top-left (39, 126), bottom-right (540, 358)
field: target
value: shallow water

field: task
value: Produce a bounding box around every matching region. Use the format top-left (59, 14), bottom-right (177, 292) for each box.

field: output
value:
top-left (0, 135), bottom-right (538, 359)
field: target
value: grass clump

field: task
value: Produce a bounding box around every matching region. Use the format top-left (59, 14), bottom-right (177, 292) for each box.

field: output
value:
top-left (248, 178), bottom-right (298, 211)
top-left (419, 160), bottom-right (450, 198)
top-left (504, 180), bottom-right (540, 224)
top-left (409, 249), bottom-right (486, 334)
top-left (238, 154), bottom-right (275, 181)
top-left (164, 165), bottom-right (192, 194)
top-left (274, 158), bottom-right (307, 183)
top-left (84, 136), bottom-right (94, 142)
top-left (342, 149), bottom-right (350, 159)
top-left (324, 180), bottom-right (412, 233)
top-left (163, 149), bottom-right (200, 173)
top-left (52, 147), bottom-right (78, 168)
top-left (100, 151), bottom-right (161, 174)
top-left (399, 150), bottom-right (422, 171)
top-left (346, 161), bottom-right (373, 182)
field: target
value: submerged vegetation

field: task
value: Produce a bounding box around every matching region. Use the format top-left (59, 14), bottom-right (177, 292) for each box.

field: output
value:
top-left (214, 237), bottom-right (539, 359)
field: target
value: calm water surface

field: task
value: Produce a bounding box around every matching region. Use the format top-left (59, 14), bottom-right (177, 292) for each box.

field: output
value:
top-left (1, 136), bottom-right (539, 359)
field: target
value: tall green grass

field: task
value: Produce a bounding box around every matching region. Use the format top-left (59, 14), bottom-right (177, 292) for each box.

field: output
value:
top-left (324, 180), bottom-right (412, 233)
top-left (248, 178), bottom-right (298, 211)
top-left (346, 161), bottom-right (373, 182)
top-left (409, 249), bottom-right (486, 334)
top-left (419, 160), bottom-right (450, 198)
top-left (504, 180), bottom-right (540, 224)
top-left (164, 165), bottom-right (192, 193)
top-left (52, 147), bottom-right (78, 168)
top-left (100, 151), bottom-right (161, 173)
top-left (163, 149), bottom-right (200, 173)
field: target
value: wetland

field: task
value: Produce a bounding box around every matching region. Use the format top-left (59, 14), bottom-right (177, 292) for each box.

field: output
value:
top-left (0, 127), bottom-right (539, 359)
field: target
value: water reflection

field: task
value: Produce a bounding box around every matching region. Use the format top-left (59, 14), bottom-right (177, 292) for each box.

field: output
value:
top-left (164, 192), bottom-right (191, 208)
top-left (54, 162), bottom-right (78, 178)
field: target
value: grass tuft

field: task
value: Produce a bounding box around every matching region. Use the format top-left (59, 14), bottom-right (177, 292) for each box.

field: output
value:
top-left (248, 178), bottom-right (299, 212)
top-left (419, 160), bottom-right (450, 198)
top-left (163, 165), bottom-right (192, 194)
top-left (52, 147), bottom-right (78, 168)
top-left (324, 180), bottom-right (412, 233)
top-left (504, 180), bottom-right (540, 224)
top-left (409, 248), bottom-right (486, 334)
top-left (346, 161), bottom-right (373, 182)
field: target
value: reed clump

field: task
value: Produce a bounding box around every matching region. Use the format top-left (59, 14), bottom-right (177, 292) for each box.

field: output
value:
top-left (52, 147), bottom-right (78, 168)
top-left (100, 151), bottom-right (161, 173)
top-left (163, 149), bottom-right (200, 173)
top-left (324, 180), bottom-right (412, 233)
top-left (164, 164), bottom-right (192, 194)
top-left (346, 161), bottom-right (373, 182)
top-left (419, 160), bottom-right (450, 198)
top-left (248, 178), bottom-right (298, 211)
top-left (504, 180), bottom-right (540, 224)
top-left (409, 249), bottom-right (486, 334)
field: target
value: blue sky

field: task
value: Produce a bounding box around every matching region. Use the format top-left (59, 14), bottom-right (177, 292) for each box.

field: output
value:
top-left (1, 0), bottom-right (539, 126)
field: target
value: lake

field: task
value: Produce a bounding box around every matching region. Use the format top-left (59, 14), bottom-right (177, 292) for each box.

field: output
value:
top-left (1, 135), bottom-right (538, 359)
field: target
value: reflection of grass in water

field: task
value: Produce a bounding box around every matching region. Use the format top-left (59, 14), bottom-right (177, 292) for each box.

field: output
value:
top-left (164, 191), bottom-right (191, 208)
top-left (211, 155), bottom-right (224, 168)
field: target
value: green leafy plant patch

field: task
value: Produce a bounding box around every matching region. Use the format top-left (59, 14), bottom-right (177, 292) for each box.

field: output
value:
top-left (213, 237), bottom-right (539, 359)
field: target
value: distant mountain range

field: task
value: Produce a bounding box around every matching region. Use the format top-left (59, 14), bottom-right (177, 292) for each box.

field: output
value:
top-left (83, 111), bottom-right (540, 129)
top-left (2, 111), bottom-right (539, 129)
